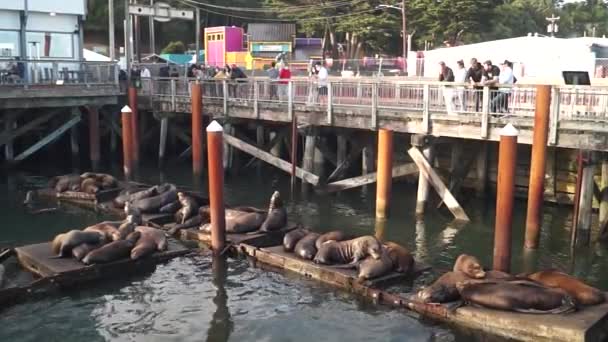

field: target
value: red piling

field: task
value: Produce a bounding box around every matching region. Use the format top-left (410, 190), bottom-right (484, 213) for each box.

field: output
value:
top-left (128, 86), bottom-right (139, 167)
top-left (493, 123), bottom-right (518, 273)
top-left (207, 120), bottom-right (226, 254)
top-left (525, 85), bottom-right (551, 249)
top-left (87, 106), bottom-right (101, 171)
top-left (191, 82), bottom-right (203, 175)
top-left (376, 129), bottom-right (393, 219)
top-left (121, 105), bottom-right (134, 179)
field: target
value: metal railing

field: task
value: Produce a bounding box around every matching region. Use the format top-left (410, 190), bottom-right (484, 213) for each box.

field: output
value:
top-left (146, 77), bottom-right (608, 127)
top-left (0, 59), bottom-right (119, 87)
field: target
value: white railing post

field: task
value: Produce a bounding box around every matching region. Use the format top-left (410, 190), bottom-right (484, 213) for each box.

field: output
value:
top-left (327, 81), bottom-right (333, 125)
top-left (481, 86), bottom-right (490, 139)
top-left (223, 80), bottom-right (228, 116)
top-left (254, 79), bottom-right (259, 119)
top-left (371, 82), bottom-right (378, 129)
top-left (549, 86), bottom-right (559, 145)
top-left (422, 84), bottom-right (430, 134)
top-left (170, 79), bottom-right (176, 112)
top-left (288, 80), bottom-right (294, 121)
top-left (357, 81), bottom-right (362, 104)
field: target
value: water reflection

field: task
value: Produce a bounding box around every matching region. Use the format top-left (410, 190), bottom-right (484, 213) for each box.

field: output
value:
top-left (207, 255), bottom-right (233, 342)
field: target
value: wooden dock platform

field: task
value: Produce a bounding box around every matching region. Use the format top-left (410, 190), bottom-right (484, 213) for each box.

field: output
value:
top-left (178, 224), bottom-right (297, 249)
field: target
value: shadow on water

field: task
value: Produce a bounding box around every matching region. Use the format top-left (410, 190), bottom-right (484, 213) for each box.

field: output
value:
top-left (1, 161), bottom-right (608, 341)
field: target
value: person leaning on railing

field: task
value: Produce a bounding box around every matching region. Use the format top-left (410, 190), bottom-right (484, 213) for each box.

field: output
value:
top-left (490, 60), bottom-right (515, 114)
top-left (466, 58), bottom-right (483, 111)
top-left (267, 61), bottom-right (279, 100)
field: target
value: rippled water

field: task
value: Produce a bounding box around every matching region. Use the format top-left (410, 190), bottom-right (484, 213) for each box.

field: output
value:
top-left (1, 161), bottom-right (607, 342)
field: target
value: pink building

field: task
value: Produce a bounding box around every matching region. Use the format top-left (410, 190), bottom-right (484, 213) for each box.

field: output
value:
top-left (204, 26), bottom-right (246, 67)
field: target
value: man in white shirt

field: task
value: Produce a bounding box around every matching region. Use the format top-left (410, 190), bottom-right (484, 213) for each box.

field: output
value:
top-left (491, 60), bottom-right (514, 114)
top-left (454, 60), bottom-right (467, 111)
top-left (316, 62), bottom-right (328, 103)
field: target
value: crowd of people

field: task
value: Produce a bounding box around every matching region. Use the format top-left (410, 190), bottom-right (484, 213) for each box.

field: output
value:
top-left (438, 58), bottom-right (517, 114)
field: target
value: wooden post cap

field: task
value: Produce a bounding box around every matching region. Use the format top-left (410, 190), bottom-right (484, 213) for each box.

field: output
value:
top-left (121, 105), bottom-right (132, 113)
top-left (207, 120), bottom-right (223, 132)
top-left (500, 123), bottom-right (518, 136)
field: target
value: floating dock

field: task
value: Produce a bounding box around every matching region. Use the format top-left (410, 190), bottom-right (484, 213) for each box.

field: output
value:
top-left (177, 224), bottom-right (297, 249)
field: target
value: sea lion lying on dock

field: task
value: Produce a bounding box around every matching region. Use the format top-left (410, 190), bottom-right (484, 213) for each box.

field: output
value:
top-left (525, 270), bottom-right (605, 306)
top-left (131, 226), bottom-right (167, 260)
top-left (315, 231), bottom-right (350, 250)
top-left (130, 184), bottom-right (177, 213)
top-left (80, 177), bottom-right (100, 194)
top-left (84, 222), bottom-right (122, 241)
top-left (52, 174), bottom-right (82, 192)
top-left (72, 241), bottom-right (105, 261)
top-left (176, 192), bottom-right (198, 224)
top-left (313, 236), bottom-right (383, 265)
top-left (384, 242), bottom-right (414, 274)
top-left (283, 228), bottom-right (311, 252)
top-left (197, 206), bottom-right (267, 234)
top-left (456, 280), bottom-right (575, 313)
top-left (81, 172), bottom-right (118, 189)
top-left (117, 221), bottom-right (137, 240)
top-left (124, 202), bottom-right (142, 224)
top-left (357, 246), bottom-right (394, 280)
top-left (82, 231), bottom-right (140, 265)
top-left (453, 254), bottom-right (486, 279)
top-left (53, 230), bottom-right (106, 257)
top-left (259, 191), bottom-right (287, 232)
top-left (160, 200), bottom-right (181, 214)
top-left (113, 186), bottom-right (157, 208)
top-left (294, 233), bottom-right (320, 260)
top-left (417, 271), bottom-right (471, 304)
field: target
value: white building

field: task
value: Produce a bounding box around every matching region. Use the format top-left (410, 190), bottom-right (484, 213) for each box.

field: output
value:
top-left (0, 1), bottom-right (86, 60)
top-left (409, 36), bottom-right (608, 84)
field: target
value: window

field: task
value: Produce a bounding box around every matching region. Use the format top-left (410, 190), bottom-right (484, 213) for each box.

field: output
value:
top-left (0, 31), bottom-right (20, 57)
top-left (25, 32), bottom-right (73, 58)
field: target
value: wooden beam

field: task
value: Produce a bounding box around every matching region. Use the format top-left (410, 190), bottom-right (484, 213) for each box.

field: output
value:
top-left (224, 133), bottom-right (320, 185)
top-left (327, 142), bottom-right (365, 182)
top-left (315, 141), bottom-right (338, 167)
top-left (408, 147), bottom-right (470, 222)
top-left (0, 111), bottom-right (59, 147)
top-left (14, 116), bottom-right (81, 162)
top-left (323, 163), bottom-right (418, 193)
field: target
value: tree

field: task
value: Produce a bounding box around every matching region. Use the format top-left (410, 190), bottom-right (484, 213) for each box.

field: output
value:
top-left (559, 0), bottom-right (608, 38)
top-left (161, 41), bottom-right (186, 54)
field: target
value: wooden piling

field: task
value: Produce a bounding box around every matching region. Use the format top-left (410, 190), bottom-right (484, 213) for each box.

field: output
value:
top-left (376, 129), bottom-right (393, 219)
top-left (302, 134), bottom-right (316, 192)
top-left (88, 106), bottom-right (101, 171)
top-left (524, 85), bottom-right (551, 249)
top-left (128, 86), bottom-right (139, 167)
top-left (70, 124), bottom-right (79, 162)
top-left (290, 114), bottom-right (298, 192)
top-left (120, 105), bottom-right (134, 179)
top-left (493, 124), bottom-right (518, 273)
top-left (158, 117), bottom-right (168, 168)
top-left (414, 136), bottom-right (434, 217)
top-left (4, 116), bottom-right (14, 162)
top-left (571, 150), bottom-right (584, 249)
top-left (475, 142), bottom-right (488, 197)
top-left (191, 82), bottom-right (203, 176)
top-left (576, 152), bottom-right (595, 247)
top-left (600, 158), bottom-right (608, 226)
top-left (207, 120), bottom-right (226, 254)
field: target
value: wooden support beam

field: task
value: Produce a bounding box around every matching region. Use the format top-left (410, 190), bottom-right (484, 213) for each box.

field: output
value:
top-left (87, 106), bottom-right (101, 170)
top-left (0, 111), bottom-right (59, 147)
top-left (327, 142), bottom-right (365, 182)
top-left (223, 133), bottom-right (320, 186)
top-left (475, 141), bottom-right (489, 197)
top-left (3, 116), bottom-right (14, 162)
top-left (323, 163), bottom-right (417, 193)
top-left (576, 154), bottom-right (595, 247)
top-left (315, 140), bottom-right (338, 167)
top-left (437, 144), bottom-right (477, 209)
top-left (408, 147), bottom-right (470, 222)
top-left (158, 117), bottom-right (168, 167)
top-left (14, 116), bottom-right (81, 162)
top-left (337, 135), bottom-right (347, 165)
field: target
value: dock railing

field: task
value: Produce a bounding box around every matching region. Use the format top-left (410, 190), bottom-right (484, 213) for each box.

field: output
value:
top-left (0, 59), bottom-right (119, 88)
top-left (145, 77), bottom-right (608, 127)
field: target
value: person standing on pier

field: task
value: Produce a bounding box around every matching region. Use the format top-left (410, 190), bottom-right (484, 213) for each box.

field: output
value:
top-left (454, 60), bottom-right (467, 111)
top-left (481, 60), bottom-right (501, 113)
top-left (267, 61), bottom-right (279, 100)
top-left (278, 63), bottom-right (291, 102)
top-left (439, 61), bottom-right (455, 114)
top-left (466, 58), bottom-right (483, 111)
top-left (315, 62), bottom-right (329, 104)
top-left (490, 60), bottom-right (514, 114)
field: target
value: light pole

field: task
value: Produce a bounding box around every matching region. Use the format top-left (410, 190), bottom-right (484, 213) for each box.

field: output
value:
top-left (377, 2), bottom-right (407, 74)
top-left (546, 14), bottom-right (560, 37)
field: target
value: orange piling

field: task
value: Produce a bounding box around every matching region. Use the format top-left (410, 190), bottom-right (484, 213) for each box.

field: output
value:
top-left (121, 105), bottom-right (134, 179)
top-left (88, 107), bottom-right (101, 171)
top-left (376, 129), bottom-right (393, 219)
top-left (525, 85), bottom-right (551, 249)
top-left (128, 86), bottom-right (139, 167)
top-left (191, 82), bottom-right (203, 175)
top-left (207, 120), bottom-right (226, 254)
top-left (493, 123), bottom-right (518, 273)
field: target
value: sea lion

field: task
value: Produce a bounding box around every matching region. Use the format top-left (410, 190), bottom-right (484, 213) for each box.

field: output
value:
top-left (315, 231), bottom-right (349, 249)
top-left (313, 236), bottom-right (383, 265)
top-left (456, 280), bottom-right (575, 313)
top-left (526, 270), bottom-right (605, 306)
top-left (113, 186), bottom-right (157, 208)
top-left (283, 228), bottom-right (311, 252)
top-left (417, 271), bottom-right (472, 303)
top-left (176, 192), bottom-right (198, 224)
top-left (84, 222), bottom-right (121, 241)
top-left (130, 185), bottom-right (177, 213)
top-left (55, 230), bottom-right (106, 257)
top-left (135, 226), bottom-right (168, 251)
top-left (159, 200), bottom-right (181, 214)
top-left (72, 241), bottom-right (105, 261)
top-left (117, 221), bottom-right (137, 240)
top-left (80, 177), bottom-right (100, 194)
top-left (198, 210), bottom-right (267, 234)
top-left (385, 242), bottom-right (414, 274)
top-left (52, 233), bottom-right (66, 255)
top-left (294, 232), bottom-right (320, 260)
top-left (168, 216), bottom-right (204, 235)
top-left (259, 191), bottom-right (287, 232)
top-left (82, 231), bottom-right (140, 265)
top-left (358, 246), bottom-right (394, 280)
top-left (453, 254), bottom-right (486, 279)
top-left (54, 174), bottom-right (82, 192)
top-left (124, 202), bottom-right (142, 224)
top-left (99, 174), bottom-right (118, 189)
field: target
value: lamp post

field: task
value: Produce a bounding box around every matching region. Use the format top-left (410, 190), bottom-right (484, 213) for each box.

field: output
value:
top-left (377, 2), bottom-right (407, 74)
top-left (546, 14), bottom-right (560, 37)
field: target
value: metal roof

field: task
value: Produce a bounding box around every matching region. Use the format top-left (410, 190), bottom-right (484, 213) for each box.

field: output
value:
top-left (248, 23), bottom-right (295, 42)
